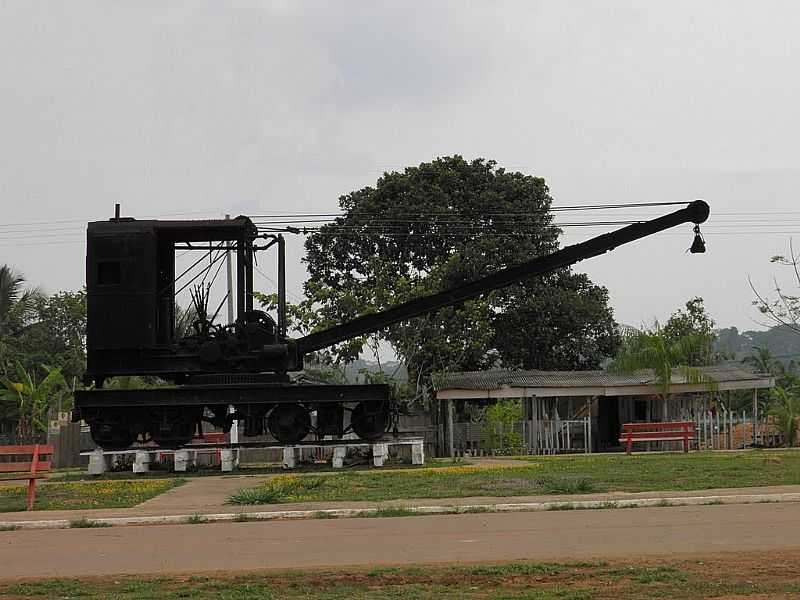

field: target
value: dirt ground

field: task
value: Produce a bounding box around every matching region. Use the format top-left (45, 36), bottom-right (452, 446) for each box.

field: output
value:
top-left (2, 502), bottom-right (800, 582)
top-left (1, 549), bottom-right (799, 599)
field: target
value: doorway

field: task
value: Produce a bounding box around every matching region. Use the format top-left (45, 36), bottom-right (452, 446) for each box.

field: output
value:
top-left (597, 396), bottom-right (621, 451)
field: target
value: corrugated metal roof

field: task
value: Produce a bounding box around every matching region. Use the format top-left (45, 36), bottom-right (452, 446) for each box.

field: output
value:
top-left (432, 364), bottom-right (771, 391)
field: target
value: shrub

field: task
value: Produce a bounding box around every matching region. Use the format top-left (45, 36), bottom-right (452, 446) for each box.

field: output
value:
top-left (769, 386), bottom-right (800, 447)
top-left (482, 399), bottom-right (523, 450)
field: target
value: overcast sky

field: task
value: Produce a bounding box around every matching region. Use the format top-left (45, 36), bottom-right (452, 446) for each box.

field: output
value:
top-left (2, 1), bottom-right (799, 336)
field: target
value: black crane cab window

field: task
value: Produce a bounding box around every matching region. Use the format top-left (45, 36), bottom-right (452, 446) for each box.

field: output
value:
top-left (97, 261), bottom-right (122, 285)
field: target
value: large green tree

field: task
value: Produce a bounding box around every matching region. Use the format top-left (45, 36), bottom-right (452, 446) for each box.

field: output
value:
top-left (662, 296), bottom-right (718, 365)
top-left (14, 290), bottom-right (87, 385)
top-left (299, 156), bottom-right (620, 401)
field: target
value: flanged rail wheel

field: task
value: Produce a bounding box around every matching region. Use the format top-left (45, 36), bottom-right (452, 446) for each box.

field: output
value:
top-left (89, 420), bottom-right (136, 450)
top-left (350, 401), bottom-right (389, 441)
top-left (149, 408), bottom-right (199, 448)
top-left (267, 404), bottom-right (311, 444)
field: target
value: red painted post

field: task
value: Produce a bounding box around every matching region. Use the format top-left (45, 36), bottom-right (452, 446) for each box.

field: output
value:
top-left (27, 445), bottom-right (40, 511)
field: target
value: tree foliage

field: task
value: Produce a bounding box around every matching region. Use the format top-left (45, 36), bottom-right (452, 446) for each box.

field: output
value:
top-left (752, 241), bottom-right (800, 334)
top-left (769, 386), bottom-right (800, 447)
top-left (0, 266), bottom-right (87, 433)
top-left (662, 296), bottom-right (717, 365)
top-left (295, 156), bottom-right (620, 403)
top-left (610, 327), bottom-right (717, 405)
top-left (742, 346), bottom-right (784, 376)
top-left (609, 298), bottom-right (720, 416)
top-left (11, 290), bottom-right (87, 384)
top-left (0, 265), bottom-right (42, 367)
top-left (482, 399), bottom-right (523, 450)
top-left (0, 361), bottom-right (69, 437)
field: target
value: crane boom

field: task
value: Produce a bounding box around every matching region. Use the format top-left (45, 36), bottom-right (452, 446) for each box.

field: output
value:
top-left (296, 199), bottom-right (709, 355)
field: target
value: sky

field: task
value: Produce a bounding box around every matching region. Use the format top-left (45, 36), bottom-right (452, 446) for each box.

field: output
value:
top-left (1, 1), bottom-right (799, 337)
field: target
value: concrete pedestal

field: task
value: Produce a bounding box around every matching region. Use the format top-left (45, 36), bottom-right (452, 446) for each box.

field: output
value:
top-left (88, 449), bottom-right (109, 475)
top-left (133, 450), bottom-right (151, 474)
top-left (174, 450), bottom-right (190, 472)
top-left (332, 446), bottom-right (346, 469)
top-left (372, 443), bottom-right (388, 467)
top-left (220, 449), bottom-right (235, 472)
top-left (411, 441), bottom-right (425, 465)
top-left (282, 447), bottom-right (298, 469)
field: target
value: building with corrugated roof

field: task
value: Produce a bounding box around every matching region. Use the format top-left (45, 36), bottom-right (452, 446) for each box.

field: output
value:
top-left (432, 364), bottom-right (774, 456)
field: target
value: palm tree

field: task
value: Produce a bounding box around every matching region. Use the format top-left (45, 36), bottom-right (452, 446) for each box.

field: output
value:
top-left (769, 386), bottom-right (800, 447)
top-left (742, 346), bottom-right (784, 376)
top-left (0, 265), bottom-right (40, 338)
top-left (609, 328), bottom-right (717, 420)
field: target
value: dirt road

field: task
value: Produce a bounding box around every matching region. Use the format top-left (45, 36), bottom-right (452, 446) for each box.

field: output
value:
top-left (2, 502), bottom-right (799, 579)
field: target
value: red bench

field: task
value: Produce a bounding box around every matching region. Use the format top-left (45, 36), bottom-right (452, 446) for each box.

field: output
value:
top-left (619, 422), bottom-right (695, 455)
top-left (0, 444), bottom-right (54, 510)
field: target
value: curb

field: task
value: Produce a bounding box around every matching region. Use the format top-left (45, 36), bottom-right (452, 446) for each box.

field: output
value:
top-left (2, 492), bottom-right (798, 531)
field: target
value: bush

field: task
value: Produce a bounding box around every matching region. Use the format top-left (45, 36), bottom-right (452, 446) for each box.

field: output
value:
top-left (482, 399), bottom-right (523, 450)
top-left (769, 386), bottom-right (800, 447)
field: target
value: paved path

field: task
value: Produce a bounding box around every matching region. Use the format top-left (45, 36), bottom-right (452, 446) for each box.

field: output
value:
top-left (2, 502), bottom-right (800, 579)
top-left (136, 475), bottom-right (275, 512)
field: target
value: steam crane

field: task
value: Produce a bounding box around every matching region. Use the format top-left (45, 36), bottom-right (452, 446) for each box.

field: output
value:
top-left (74, 200), bottom-right (710, 449)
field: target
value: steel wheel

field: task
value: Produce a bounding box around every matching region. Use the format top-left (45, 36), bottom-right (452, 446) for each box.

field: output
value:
top-left (89, 420), bottom-right (135, 450)
top-left (350, 401), bottom-right (389, 441)
top-left (267, 404), bottom-right (311, 444)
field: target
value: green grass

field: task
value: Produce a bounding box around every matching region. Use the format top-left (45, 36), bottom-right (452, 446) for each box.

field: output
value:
top-left (228, 449), bottom-right (800, 505)
top-left (53, 459), bottom-right (454, 482)
top-left (2, 556), bottom-right (799, 599)
top-left (0, 479), bottom-right (183, 512)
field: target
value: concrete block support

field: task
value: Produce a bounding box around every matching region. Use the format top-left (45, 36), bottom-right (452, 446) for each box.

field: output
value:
top-left (332, 446), bottom-right (346, 469)
top-left (133, 451), bottom-right (151, 474)
top-left (282, 447), bottom-right (298, 469)
top-left (372, 443), bottom-right (388, 467)
top-left (411, 441), bottom-right (425, 465)
top-left (220, 449), bottom-right (235, 472)
top-left (173, 449), bottom-right (190, 472)
top-left (88, 449), bottom-right (109, 475)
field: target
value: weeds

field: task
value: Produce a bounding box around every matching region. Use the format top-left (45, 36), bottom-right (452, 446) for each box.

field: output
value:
top-left (369, 506), bottom-right (416, 518)
top-left (185, 514), bottom-right (206, 524)
top-left (229, 475), bottom-right (324, 505)
top-left (68, 518), bottom-right (111, 528)
top-left (540, 477), bottom-right (595, 494)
